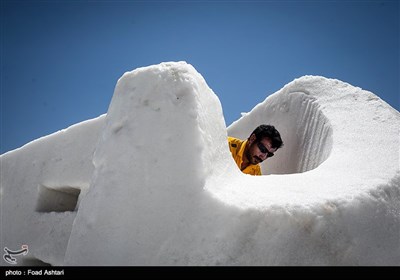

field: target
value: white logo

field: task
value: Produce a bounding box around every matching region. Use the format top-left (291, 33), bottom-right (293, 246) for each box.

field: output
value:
top-left (3, 245), bottom-right (29, 265)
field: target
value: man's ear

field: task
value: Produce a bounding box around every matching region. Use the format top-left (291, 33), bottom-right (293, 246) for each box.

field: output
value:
top-left (248, 133), bottom-right (256, 145)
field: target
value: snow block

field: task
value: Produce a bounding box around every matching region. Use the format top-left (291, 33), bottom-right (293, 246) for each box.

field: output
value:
top-left (64, 62), bottom-right (235, 265)
top-left (0, 116), bottom-right (105, 265)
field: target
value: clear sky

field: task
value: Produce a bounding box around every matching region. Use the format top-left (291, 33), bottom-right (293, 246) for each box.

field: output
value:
top-left (1, 0), bottom-right (399, 154)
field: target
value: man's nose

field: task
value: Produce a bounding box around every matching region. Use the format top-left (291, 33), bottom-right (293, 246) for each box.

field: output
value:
top-left (259, 153), bottom-right (268, 160)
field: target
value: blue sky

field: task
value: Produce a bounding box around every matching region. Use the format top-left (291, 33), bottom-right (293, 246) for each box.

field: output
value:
top-left (1, 0), bottom-right (399, 154)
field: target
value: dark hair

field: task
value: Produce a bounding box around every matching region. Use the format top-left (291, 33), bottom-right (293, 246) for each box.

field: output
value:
top-left (250, 124), bottom-right (283, 149)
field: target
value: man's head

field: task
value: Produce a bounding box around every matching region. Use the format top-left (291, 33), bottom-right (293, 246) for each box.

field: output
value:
top-left (246, 124), bottom-right (283, 165)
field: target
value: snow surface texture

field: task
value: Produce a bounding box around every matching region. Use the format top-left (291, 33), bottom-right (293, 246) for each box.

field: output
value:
top-left (1, 62), bottom-right (399, 266)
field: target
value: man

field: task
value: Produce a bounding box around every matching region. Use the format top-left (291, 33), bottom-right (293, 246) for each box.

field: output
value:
top-left (228, 124), bottom-right (283, 176)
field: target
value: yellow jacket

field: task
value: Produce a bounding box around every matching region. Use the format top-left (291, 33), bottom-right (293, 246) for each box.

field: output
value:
top-left (228, 136), bottom-right (261, 176)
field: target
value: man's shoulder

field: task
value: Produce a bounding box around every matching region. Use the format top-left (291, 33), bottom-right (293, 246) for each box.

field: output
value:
top-left (228, 136), bottom-right (242, 143)
top-left (228, 136), bottom-right (243, 148)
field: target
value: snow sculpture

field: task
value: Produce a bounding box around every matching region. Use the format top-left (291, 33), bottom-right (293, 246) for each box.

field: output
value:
top-left (1, 62), bottom-right (399, 266)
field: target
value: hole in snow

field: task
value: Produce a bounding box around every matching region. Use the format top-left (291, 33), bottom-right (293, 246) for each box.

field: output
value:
top-left (229, 91), bottom-right (333, 175)
top-left (264, 92), bottom-right (333, 174)
top-left (35, 185), bottom-right (81, 213)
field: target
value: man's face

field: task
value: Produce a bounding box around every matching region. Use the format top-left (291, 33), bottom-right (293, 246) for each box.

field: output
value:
top-left (246, 135), bottom-right (277, 165)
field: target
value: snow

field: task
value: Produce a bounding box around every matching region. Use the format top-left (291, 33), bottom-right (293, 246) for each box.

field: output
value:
top-left (1, 61), bottom-right (399, 266)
